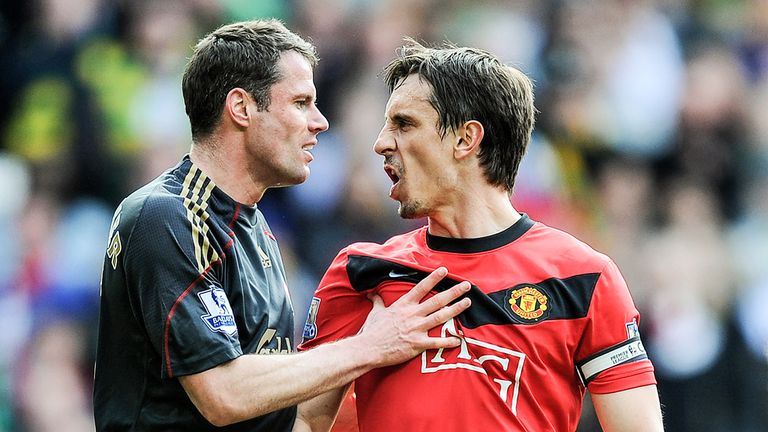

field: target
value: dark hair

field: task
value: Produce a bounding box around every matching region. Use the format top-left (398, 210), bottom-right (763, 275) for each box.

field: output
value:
top-left (182, 19), bottom-right (318, 140)
top-left (383, 39), bottom-right (535, 191)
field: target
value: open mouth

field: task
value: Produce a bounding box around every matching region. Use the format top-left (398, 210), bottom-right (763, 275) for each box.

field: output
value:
top-left (384, 165), bottom-right (400, 185)
top-left (301, 143), bottom-right (315, 160)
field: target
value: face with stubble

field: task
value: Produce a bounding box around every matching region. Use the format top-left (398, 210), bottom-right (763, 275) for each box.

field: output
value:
top-left (245, 50), bottom-right (329, 189)
top-left (373, 74), bottom-right (460, 219)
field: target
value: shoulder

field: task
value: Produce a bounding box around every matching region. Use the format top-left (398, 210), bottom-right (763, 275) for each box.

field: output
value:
top-left (119, 178), bottom-right (185, 229)
top-left (112, 172), bottom-right (192, 254)
top-left (525, 220), bottom-right (612, 272)
top-left (319, 228), bottom-right (425, 278)
top-left (342, 227), bottom-right (426, 258)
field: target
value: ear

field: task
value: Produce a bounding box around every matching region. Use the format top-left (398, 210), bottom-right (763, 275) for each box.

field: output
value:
top-left (454, 120), bottom-right (484, 160)
top-left (224, 88), bottom-right (252, 128)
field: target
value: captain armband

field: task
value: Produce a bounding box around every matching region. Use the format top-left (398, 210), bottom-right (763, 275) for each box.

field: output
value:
top-left (576, 336), bottom-right (648, 385)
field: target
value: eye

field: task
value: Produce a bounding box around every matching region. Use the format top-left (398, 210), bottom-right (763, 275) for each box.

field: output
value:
top-left (396, 120), bottom-right (413, 131)
top-left (389, 116), bottom-right (413, 131)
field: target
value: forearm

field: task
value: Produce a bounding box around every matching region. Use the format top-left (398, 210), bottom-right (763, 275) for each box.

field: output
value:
top-left (182, 268), bottom-right (470, 426)
top-left (181, 336), bottom-right (373, 426)
top-left (293, 385), bottom-right (350, 432)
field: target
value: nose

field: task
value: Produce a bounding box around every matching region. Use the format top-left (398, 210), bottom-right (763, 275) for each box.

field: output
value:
top-left (310, 105), bottom-right (329, 134)
top-left (373, 125), bottom-right (394, 156)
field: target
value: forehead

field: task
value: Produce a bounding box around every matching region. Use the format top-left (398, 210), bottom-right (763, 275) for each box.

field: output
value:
top-left (385, 74), bottom-right (436, 117)
top-left (273, 50), bottom-right (316, 94)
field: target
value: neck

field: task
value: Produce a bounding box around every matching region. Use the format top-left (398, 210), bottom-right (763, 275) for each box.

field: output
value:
top-left (189, 139), bottom-right (266, 205)
top-left (426, 187), bottom-right (520, 238)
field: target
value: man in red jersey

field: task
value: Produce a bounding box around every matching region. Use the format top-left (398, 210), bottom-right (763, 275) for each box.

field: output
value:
top-left (294, 39), bottom-right (663, 432)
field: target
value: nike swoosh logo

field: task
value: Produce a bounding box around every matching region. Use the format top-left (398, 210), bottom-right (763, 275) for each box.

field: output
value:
top-left (388, 270), bottom-right (418, 278)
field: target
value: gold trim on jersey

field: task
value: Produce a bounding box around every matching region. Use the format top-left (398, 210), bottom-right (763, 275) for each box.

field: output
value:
top-left (181, 166), bottom-right (219, 273)
top-left (256, 244), bottom-right (272, 268)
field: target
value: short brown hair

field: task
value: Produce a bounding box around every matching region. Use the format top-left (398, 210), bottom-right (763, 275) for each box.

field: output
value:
top-left (383, 39), bottom-right (535, 191)
top-left (182, 19), bottom-right (318, 140)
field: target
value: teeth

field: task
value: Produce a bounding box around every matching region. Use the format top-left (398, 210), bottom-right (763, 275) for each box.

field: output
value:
top-left (384, 166), bottom-right (399, 184)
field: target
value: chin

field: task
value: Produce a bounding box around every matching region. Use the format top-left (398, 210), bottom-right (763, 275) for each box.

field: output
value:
top-left (276, 171), bottom-right (309, 188)
top-left (292, 166), bottom-right (311, 184)
top-left (296, 171), bottom-right (310, 184)
top-left (398, 200), bottom-right (428, 219)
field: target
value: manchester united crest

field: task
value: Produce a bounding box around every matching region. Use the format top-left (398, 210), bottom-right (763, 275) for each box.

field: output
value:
top-left (506, 284), bottom-right (550, 323)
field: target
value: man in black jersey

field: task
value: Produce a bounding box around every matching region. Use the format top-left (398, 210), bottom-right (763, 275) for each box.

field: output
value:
top-left (93, 19), bottom-right (471, 431)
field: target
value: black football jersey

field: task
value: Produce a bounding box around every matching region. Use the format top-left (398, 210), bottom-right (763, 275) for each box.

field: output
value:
top-left (94, 156), bottom-right (296, 431)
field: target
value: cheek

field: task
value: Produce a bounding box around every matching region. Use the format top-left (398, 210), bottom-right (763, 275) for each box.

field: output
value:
top-left (253, 113), bottom-right (281, 140)
top-left (411, 150), bottom-right (454, 189)
top-left (281, 108), bottom-right (306, 128)
top-left (408, 149), bottom-right (439, 176)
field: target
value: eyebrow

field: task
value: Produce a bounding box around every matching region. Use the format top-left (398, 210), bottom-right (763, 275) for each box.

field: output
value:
top-left (387, 110), bottom-right (419, 125)
top-left (392, 113), bottom-right (413, 123)
top-left (291, 91), bottom-right (316, 103)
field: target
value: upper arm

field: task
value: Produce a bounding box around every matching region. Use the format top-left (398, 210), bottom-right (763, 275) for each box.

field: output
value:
top-left (123, 197), bottom-right (241, 378)
top-left (591, 385), bottom-right (664, 432)
top-left (178, 366), bottom-right (231, 426)
top-left (576, 259), bottom-right (656, 393)
top-left (178, 359), bottom-right (255, 427)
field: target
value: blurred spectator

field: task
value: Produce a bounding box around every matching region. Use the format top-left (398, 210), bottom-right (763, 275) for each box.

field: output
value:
top-left (15, 323), bottom-right (95, 432)
top-left (740, 0), bottom-right (768, 82)
top-left (122, 0), bottom-right (203, 187)
top-left (642, 179), bottom-right (739, 431)
top-left (0, 0), bottom-right (127, 204)
top-left (541, 0), bottom-right (684, 158)
top-left (592, 154), bottom-right (656, 308)
top-left (658, 44), bottom-right (749, 221)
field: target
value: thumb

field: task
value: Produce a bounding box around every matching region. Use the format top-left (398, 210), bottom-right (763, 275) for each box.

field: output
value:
top-left (358, 293), bottom-right (386, 335)
top-left (367, 292), bottom-right (385, 311)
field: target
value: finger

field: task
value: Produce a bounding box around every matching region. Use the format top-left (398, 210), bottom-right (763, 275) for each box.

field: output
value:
top-left (421, 297), bottom-right (472, 330)
top-left (396, 267), bottom-right (448, 304)
top-left (416, 281), bottom-right (471, 314)
top-left (417, 335), bottom-right (464, 351)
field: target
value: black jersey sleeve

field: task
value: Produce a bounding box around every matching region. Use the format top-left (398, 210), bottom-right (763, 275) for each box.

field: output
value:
top-left (122, 193), bottom-right (242, 378)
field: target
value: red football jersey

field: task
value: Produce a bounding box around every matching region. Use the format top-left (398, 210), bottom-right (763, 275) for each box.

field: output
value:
top-left (300, 215), bottom-right (655, 432)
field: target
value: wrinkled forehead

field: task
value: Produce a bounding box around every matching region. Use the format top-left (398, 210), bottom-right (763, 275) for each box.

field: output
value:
top-left (385, 74), bottom-right (435, 115)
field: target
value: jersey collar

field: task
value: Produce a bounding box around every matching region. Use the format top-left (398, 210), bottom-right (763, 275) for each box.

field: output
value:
top-left (426, 213), bottom-right (534, 253)
top-left (178, 155), bottom-right (261, 225)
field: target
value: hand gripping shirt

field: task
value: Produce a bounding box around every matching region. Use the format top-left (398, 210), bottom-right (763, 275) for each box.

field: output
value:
top-left (299, 214), bottom-right (655, 432)
top-left (94, 156), bottom-right (296, 431)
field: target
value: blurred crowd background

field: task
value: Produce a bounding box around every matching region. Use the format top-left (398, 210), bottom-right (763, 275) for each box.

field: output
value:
top-left (1, 0), bottom-right (767, 430)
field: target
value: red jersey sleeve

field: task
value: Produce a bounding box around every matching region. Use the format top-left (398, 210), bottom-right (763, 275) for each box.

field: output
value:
top-left (298, 248), bottom-right (373, 351)
top-left (575, 258), bottom-right (656, 394)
